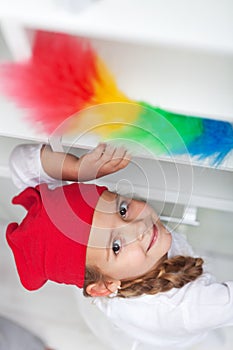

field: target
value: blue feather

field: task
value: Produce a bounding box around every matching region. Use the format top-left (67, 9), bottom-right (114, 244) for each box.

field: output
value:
top-left (187, 119), bottom-right (233, 166)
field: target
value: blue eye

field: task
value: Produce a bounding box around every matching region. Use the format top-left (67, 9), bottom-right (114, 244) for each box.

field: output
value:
top-left (112, 239), bottom-right (122, 255)
top-left (119, 201), bottom-right (128, 218)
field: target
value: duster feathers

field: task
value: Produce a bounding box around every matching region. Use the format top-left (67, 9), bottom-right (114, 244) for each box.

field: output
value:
top-left (1, 31), bottom-right (233, 165)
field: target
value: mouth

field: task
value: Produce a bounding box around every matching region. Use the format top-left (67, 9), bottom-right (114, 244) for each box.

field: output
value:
top-left (147, 224), bottom-right (158, 252)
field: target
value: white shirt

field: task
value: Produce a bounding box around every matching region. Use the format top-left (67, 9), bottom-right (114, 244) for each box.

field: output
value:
top-left (9, 143), bottom-right (233, 349)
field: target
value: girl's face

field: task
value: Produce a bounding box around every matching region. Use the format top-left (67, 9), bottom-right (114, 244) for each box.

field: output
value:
top-left (86, 190), bottom-right (172, 282)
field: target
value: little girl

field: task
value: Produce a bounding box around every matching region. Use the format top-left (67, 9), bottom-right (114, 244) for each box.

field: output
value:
top-left (6, 143), bottom-right (233, 349)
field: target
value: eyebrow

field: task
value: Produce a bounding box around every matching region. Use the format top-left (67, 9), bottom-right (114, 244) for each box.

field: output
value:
top-left (115, 193), bottom-right (120, 211)
top-left (106, 229), bottom-right (114, 262)
top-left (105, 195), bottom-right (119, 261)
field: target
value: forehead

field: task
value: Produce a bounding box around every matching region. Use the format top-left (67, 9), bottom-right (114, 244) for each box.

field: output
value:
top-left (88, 190), bottom-right (117, 248)
top-left (94, 190), bottom-right (118, 216)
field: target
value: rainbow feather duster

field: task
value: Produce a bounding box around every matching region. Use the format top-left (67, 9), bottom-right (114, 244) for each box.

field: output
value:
top-left (1, 31), bottom-right (233, 166)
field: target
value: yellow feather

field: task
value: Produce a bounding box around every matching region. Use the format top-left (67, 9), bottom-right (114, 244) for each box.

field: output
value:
top-left (62, 57), bottom-right (142, 139)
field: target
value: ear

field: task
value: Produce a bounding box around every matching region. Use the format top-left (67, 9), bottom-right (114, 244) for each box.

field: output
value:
top-left (85, 280), bottom-right (121, 297)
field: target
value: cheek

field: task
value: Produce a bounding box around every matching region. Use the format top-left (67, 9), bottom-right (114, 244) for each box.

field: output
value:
top-left (121, 248), bottom-right (147, 273)
top-left (152, 230), bottom-right (172, 261)
top-left (133, 203), bottom-right (151, 220)
top-left (86, 247), bottom-right (105, 268)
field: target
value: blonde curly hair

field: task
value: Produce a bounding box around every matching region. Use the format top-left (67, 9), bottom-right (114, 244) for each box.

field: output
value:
top-left (83, 255), bottom-right (204, 298)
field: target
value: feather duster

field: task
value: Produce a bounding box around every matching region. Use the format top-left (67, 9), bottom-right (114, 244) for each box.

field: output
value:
top-left (1, 31), bottom-right (233, 165)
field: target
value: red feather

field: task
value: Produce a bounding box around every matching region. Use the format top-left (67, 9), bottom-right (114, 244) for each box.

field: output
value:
top-left (0, 31), bottom-right (97, 133)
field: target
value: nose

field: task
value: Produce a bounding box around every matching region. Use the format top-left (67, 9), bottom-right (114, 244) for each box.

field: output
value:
top-left (121, 215), bottom-right (153, 245)
top-left (127, 224), bottom-right (148, 243)
top-left (122, 227), bottom-right (145, 246)
top-left (136, 215), bottom-right (153, 241)
top-left (137, 232), bottom-right (144, 241)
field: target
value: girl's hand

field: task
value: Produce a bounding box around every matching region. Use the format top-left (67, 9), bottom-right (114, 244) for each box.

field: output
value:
top-left (77, 143), bottom-right (131, 182)
top-left (41, 143), bottom-right (131, 182)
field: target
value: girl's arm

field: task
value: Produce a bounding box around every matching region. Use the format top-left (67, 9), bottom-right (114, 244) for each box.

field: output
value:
top-left (9, 143), bottom-right (130, 191)
top-left (41, 143), bottom-right (130, 182)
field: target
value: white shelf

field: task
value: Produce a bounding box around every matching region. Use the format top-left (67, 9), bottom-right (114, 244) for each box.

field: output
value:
top-left (1, 92), bottom-right (233, 172)
top-left (1, 133), bottom-right (233, 215)
top-left (0, 0), bottom-right (233, 55)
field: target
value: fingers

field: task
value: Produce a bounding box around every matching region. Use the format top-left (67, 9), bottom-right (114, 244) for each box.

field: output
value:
top-left (90, 143), bottom-right (107, 159)
top-left (115, 150), bottom-right (131, 169)
top-left (90, 142), bottom-right (131, 173)
top-left (99, 144), bottom-right (128, 163)
top-left (91, 143), bottom-right (127, 161)
top-left (98, 143), bottom-right (131, 174)
top-left (78, 143), bottom-right (131, 181)
top-left (100, 143), bottom-right (116, 161)
top-left (105, 146), bottom-right (131, 169)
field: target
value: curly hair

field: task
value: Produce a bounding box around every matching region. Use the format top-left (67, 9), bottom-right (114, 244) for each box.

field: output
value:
top-left (83, 255), bottom-right (204, 298)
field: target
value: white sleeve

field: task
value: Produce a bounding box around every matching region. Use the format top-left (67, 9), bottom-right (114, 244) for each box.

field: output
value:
top-left (9, 143), bottom-right (63, 191)
top-left (183, 279), bottom-right (233, 332)
top-left (168, 231), bottom-right (195, 258)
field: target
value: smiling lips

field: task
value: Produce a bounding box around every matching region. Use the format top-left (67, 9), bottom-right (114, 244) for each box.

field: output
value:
top-left (147, 224), bottom-right (158, 251)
